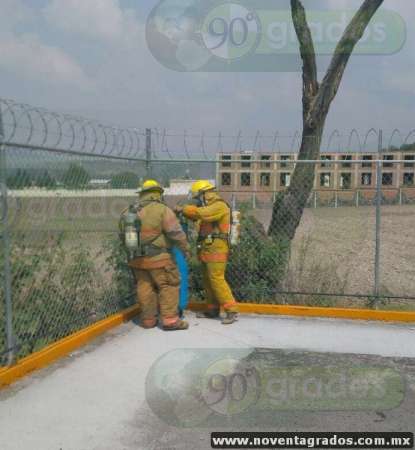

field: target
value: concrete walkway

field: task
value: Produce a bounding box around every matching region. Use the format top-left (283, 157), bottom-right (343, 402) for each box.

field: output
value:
top-left (0, 313), bottom-right (415, 450)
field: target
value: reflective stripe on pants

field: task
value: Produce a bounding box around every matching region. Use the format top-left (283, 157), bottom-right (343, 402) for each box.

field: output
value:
top-left (134, 265), bottom-right (181, 327)
top-left (201, 262), bottom-right (238, 313)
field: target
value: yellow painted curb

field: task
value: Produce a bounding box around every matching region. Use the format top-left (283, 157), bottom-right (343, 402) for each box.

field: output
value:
top-left (0, 305), bottom-right (140, 389)
top-left (2, 301), bottom-right (414, 389)
top-left (189, 302), bottom-right (415, 323)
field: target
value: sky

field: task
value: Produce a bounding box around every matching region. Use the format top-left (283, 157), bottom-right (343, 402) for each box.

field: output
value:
top-left (0, 0), bottom-right (413, 154)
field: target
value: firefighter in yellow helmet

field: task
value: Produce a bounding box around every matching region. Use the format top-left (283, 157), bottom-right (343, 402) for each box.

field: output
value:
top-left (177, 180), bottom-right (239, 325)
top-left (122, 179), bottom-right (191, 331)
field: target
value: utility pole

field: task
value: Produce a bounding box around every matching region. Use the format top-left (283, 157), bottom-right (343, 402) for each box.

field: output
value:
top-left (374, 129), bottom-right (383, 300)
top-left (145, 128), bottom-right (152, 179)
top-left (0, 105), bottom-right (15, 365)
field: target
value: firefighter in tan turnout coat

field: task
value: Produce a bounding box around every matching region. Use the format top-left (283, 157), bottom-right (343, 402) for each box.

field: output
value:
top-left (122, 180), bottom-right (190, 331)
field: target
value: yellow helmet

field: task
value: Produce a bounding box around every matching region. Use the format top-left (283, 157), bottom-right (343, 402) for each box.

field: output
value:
top-left (138, 179), bottom-right (164, 194)
top-left (191, 180), bottom-right (215, 198)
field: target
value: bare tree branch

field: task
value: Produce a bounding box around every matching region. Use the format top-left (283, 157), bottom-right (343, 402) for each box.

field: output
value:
top-left (269, 0), bottom-right (385, 242)
top-left (291, 0), bottom-right (319, 122)
top-left (309, 0), bottom-right (384, 127)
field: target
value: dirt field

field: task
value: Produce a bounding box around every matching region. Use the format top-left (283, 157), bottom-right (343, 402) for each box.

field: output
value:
top-left (4, 196), bottom-right (415, 310)
top-left (254, 204), bottom-right (415, 308)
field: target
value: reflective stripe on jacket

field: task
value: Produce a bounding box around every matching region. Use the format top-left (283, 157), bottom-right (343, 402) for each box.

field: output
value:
top-left (128, 192), bottom-right (189, 270)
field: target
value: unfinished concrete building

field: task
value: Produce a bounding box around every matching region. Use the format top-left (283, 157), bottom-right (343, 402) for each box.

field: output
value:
top-left (216, 150), bottom-right (415, 206)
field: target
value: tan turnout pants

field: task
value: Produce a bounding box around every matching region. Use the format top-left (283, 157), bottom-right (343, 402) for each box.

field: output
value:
top-left (134, 264), bottom-right (181, 328)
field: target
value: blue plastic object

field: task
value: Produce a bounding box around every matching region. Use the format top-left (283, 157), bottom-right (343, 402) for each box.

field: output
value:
top-left (172, 247), bottom-right (189, 317)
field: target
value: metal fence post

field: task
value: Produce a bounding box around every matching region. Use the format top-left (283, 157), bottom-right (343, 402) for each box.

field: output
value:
top-left (374, 132), bottom-right (383, 300)
top-left (145, 128), bottom-right (152, 179)
top-left (0, 105), bottom-right (15, 365)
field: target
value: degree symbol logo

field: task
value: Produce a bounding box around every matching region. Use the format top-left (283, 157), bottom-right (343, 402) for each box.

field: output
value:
top-left (201, 3), bottom-right (261, 61)
top-left (201, 357), bottom-right (261, 416)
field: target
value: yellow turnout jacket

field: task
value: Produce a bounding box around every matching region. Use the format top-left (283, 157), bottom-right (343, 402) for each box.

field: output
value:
top-left (183, 191), bottom-right (231, 263)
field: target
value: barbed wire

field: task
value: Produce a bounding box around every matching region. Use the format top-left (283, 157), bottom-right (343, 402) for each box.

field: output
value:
top-left (1, 98), bottom-right (414, 162)
top-left (0, 99), bottom-right (145, 161)
top-left (155, 129), bottom-right (415, 141)
top-left (150, 128), bottom-right (415, 161)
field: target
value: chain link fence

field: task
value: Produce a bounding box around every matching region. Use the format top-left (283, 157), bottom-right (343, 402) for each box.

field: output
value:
top-left (150, 158), bottom-right (415, 308)
top-left (0, 100), bottom-right (148, 366)
top-left (1, 99), bottom-right (415, 367)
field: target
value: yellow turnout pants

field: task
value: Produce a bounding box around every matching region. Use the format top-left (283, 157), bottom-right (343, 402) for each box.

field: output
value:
top-left (201, 262), bottom-right (238, 313)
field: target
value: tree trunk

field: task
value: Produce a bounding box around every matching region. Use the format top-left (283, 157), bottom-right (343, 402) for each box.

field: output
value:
top-left (268, 0), bottom-right (384, 244)
top-left (269, 123), bottom-right (324, 242)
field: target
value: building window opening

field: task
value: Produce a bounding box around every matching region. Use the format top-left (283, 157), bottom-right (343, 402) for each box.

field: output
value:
top-left (361, 173), bottom-right (372, 186)
top-left (221, 173), bottom-right (231, 186)
top-left (241, 173), bottom-right (251, 186)
top-left (404, 155), bottom-right (415, 168)
top-left (403, 173), bottom-right (414, 186)
top-left (320, 173), bottom-right (331, 188)
top-left (362, 155), bottom-right (373, 168)
top-left (382, 173), bottom-right (393, 186)
top-left (280, 173), bottom-right (291, 187)
top-left (221, 155), bottom-right (232, 168)
top-left (260, 155), bottom-right (272, 169)
top-left (341, 155), bottom-right (352, 168)
top-left (340, 173), bottom-right (352, 190)
top-left (321, 155), bottom-right (332, 168)
top-left (260, 173), bottom-right (271, 187)
top-left (383, 155), bottom-right (394, 168)
top-left (241, 155), bottom-right (252, 168)
top-left (280, 155), bottom-right (291, 168)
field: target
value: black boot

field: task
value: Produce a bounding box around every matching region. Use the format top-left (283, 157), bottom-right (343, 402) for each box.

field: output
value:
top-left (196, 309), bottom-right (220, 319)
top-left (221, 312), bottom-right (239, 325)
